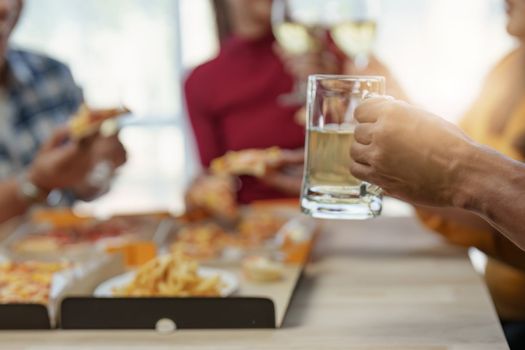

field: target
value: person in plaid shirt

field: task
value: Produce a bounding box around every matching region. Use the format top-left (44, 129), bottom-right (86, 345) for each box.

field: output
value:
top-left (0, 0), bottom-right (127, 223)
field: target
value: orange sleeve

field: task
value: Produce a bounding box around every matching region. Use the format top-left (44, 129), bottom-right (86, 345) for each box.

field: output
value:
top-left (417, 208), bottom-right (525, 271)
top-left (416, 208), bottom-right (495, 253)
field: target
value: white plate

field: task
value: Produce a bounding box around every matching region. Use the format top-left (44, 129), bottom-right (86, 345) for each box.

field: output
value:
top-left (94, 267), bottom-right (239, 297)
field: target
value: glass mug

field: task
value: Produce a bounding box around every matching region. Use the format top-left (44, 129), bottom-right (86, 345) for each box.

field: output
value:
top-left (300, 75), bottom-right (385, 220)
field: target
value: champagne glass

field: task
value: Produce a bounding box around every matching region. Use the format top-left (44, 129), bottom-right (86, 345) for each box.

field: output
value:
top-left (301, 75), bottom-right (385, 220)
top-left (328, 0), bottom-right (381, 71)
top-left (272, 0), bottom-right (328, 106)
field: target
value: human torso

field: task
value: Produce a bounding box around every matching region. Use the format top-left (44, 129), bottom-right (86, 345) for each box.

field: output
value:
top-left (0, 49), bottom-right (82, 179)
top-left (461, 49), bottom-right (525, 160)
top-left (189, 35), bottom-right (305, 202)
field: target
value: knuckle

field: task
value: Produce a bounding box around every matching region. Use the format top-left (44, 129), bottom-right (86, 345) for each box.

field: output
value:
top-left (349, 143), bottom-right (360, 158)
top-left (372, 121), bottom-right (386, 139)
top-left (369, 148), bottom-right (383, 165)
top-left (349, 161), bottom-right (362, 177)
top-left (381, 100), bottom-right (401, 118)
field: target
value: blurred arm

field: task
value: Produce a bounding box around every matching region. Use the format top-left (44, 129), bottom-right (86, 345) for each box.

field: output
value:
top-left (416, 207), bottom-right (525, 270)
top-left (0, 179), bottom-right (32, 223)
top-left (456, 145), bottom-right (525, 251)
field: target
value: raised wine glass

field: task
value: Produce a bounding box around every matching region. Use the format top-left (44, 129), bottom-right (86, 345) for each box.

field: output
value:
top-left (271, 0), bottom-right (328, 106)
top-left (328, 0), bottom-right (381, 71)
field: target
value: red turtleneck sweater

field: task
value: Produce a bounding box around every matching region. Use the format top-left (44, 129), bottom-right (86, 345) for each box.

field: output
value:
top-left (184, 33), bottom-right (305, 203)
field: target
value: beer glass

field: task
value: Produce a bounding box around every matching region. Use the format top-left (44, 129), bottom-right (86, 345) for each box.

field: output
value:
top-left (300, 75), bottom-right (385, 220)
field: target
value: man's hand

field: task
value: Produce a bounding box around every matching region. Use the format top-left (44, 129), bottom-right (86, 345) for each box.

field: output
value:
top-left (27, 128), bottom-right (96, 192)
top-left (69, 134), bottom-right (127, 200)
top-left (350, 97), bottom-right (477, 207)
top-left (91, 134), bottom-right (127, 169)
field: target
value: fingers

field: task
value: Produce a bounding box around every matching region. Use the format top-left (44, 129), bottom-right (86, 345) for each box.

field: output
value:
top-left (90, 106), bottom-right (130, 120)
top-left (77, 131), bottom-right (99, 149)
top-left (90, 135), bottom-right (128, 167)
top-left (42, 126), bottom-right (71, 150)
top-left (109, 137), bottom-right (127, 167)
top-left (349, 160), bottom-right (374, 182)
top-left (354, 96), bottom-right (395, 123)
top-left (262, 172), bottom-right (302, 196)
top-left (354, 98), bottom-right (382, 123)
top-left (279, 149), bottom-right (305, 165)
top-left (354, 124), bottom-right (374, 145)
top-left (350, 142), bottom-right (373, 165)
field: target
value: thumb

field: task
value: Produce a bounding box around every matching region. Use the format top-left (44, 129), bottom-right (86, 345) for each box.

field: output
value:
top-left (42, 126), bottom-right (71, 150)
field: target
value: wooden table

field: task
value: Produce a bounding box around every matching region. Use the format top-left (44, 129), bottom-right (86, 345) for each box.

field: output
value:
top-left (0, 217), bottom-right (509, 350)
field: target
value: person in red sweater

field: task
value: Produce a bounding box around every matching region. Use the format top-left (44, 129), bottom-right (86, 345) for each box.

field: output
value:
top-left (184, 0), bottom-right (340, 204)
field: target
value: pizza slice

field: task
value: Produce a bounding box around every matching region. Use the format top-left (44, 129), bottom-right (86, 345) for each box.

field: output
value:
top-left (0, 261), bottom-right (69, 305)
top-left (185, 175), bottom-right (238, 221)
top-left (69, 104), bottom-right (130, 140)
top-left (210, 147), bottom-right (284, 178)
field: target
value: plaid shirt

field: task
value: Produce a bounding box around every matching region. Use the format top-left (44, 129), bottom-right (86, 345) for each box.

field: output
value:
top-left (0, 48), bottom-right (83, 179)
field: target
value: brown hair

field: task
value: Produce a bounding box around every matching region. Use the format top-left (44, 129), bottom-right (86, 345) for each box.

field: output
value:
top-left (212, 0), bottom-right (233, 44)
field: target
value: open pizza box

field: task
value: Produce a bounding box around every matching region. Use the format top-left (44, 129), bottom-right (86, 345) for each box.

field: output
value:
top-left (0, 204), bottom-right (319, 330)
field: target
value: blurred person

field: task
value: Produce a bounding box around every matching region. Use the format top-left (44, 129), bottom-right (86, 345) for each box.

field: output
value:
top-left (0, 128), bottom-right (98, 223)
top-left (351, 94), bottom-right (525, 348)
top-left (184, 0), bottom-right (340, 204)
top-left (352, 1), bottom-right (525, 347)
top-left (0, 0), bottom-right (127, 209)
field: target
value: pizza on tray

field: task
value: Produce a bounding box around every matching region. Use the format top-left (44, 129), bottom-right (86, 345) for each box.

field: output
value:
top-left (0, 261), bottom-right (69, 304)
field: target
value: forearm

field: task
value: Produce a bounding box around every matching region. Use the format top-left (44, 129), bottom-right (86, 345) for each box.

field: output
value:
top-left (416, 207), bottom-right (525, 270)
top-left (0, 178), bottom-right (32, 223)
top-left (455, 144), bottom-right (525, 250)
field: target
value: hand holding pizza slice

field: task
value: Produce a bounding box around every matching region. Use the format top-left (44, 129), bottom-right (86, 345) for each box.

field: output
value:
top-left (210, 147), bottom-right (284, 178)
top-left (69, 104), bottom-right (131, 140)
top-left (185, 175), bottom-right (239, 221)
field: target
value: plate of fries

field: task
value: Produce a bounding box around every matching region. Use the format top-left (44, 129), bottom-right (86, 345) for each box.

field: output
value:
top-left (94, 254), bottom-right (238, 297)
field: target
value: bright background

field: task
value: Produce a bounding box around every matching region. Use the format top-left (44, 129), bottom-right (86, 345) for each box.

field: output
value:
top-left (11, 0), bottom-right (517, 215)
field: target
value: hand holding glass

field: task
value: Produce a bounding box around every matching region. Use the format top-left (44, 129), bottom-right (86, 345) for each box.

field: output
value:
top-left (300, 75), bottom-right (384, 220)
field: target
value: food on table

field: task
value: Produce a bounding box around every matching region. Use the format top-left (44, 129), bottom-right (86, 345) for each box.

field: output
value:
top-left (104, 241), bottom-right (157, 267)
top-left (0, 261), bottom-right (69, 304)
top-left (31, 208), bottom-right (93, 228)
top-left (185, 175), bottom-right (238, 220)
top-left (112, 253), bottom-right (222, 297)
top-left (238, 210), bottom-right (287, 243)
top-left (279, 219), bottom-right (317, 264)
top-left (170, 210), bottom-right (287, 261)
top-left (69, 104), bottom-right (130, 140)
top-left (11, 219), bottom-right (145, 255)
top-left (242, 256), bottom-right (284, 282)
top-left (170, 223), bottom-right (247, 260)
top-left (210, 147), bottom-right (283, 177)
top-left (170, 222), bottom-right (253, 261)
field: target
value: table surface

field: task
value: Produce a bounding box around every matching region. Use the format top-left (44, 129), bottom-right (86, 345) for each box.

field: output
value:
top-left (0, 217), bottom-right (509, 350)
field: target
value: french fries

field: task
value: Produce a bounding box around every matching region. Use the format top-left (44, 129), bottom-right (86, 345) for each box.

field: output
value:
top-left (112, 253), bottom-right (223, 297)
